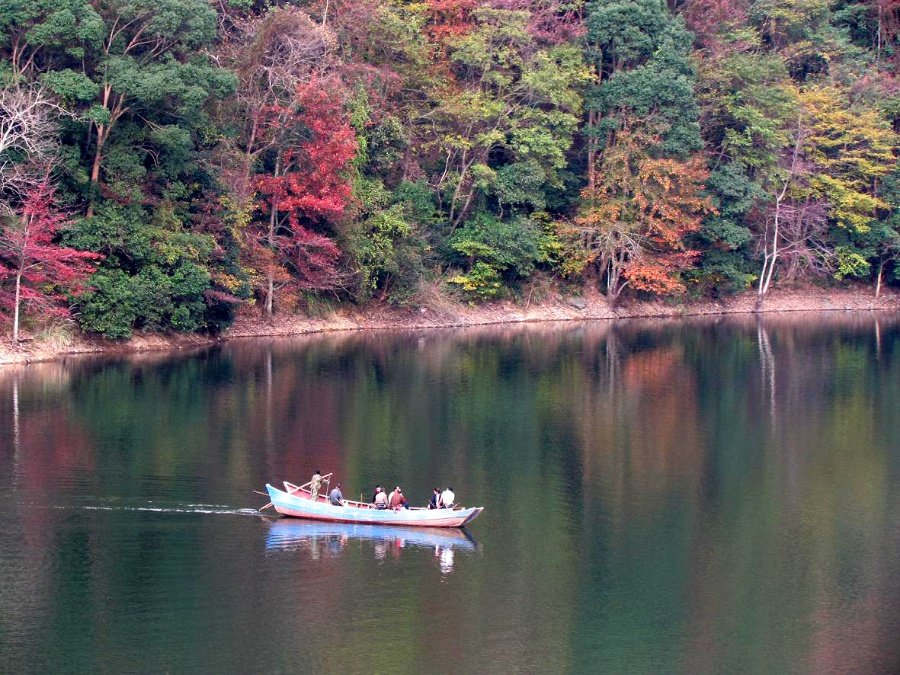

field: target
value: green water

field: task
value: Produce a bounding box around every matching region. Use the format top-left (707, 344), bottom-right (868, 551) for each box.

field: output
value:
top-left (1, 315), bottom-right (898, 674)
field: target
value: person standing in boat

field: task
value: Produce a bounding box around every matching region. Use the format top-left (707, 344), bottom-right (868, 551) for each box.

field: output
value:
top-left (310, 469), bottom-right (324, 502)
top-left (440, 486), bottom-right (455, 509)
top-left (329, 483), bottom-right (345, 506)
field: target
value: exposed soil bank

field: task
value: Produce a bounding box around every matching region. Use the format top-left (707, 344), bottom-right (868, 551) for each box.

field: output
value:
top-left (3, 285), bottom-right (899, 365)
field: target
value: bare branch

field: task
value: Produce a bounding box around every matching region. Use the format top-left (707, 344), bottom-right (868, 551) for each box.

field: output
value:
top-left (0, 85), bottom-right (67, 204)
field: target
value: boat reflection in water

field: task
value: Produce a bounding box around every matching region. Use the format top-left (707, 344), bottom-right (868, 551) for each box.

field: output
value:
top-left (265, 520), bottom-right (479, 574)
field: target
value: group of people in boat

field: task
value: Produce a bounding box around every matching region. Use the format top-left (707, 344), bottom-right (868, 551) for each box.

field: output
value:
top-left (370, 485), bottom-right (455, 510)
top-left (308, 470), bottom-right (456, 510)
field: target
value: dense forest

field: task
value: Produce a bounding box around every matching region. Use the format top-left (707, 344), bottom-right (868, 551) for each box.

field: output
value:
top-left (0, 0), bottom-right (898, 339)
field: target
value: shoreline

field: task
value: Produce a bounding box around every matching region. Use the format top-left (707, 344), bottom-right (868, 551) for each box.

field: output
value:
top-left (2, 285), bottom-right (899, 365)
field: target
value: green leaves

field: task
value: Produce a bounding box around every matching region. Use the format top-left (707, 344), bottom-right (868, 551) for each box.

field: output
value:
top-left (586, 0), bottom-right (671, 67)
top-left (585, 0), bottom-right (703, 157)
top-left (40, 69), bottom-right (99, 101)
top-left (449, 214), bottom-right (543, 278)
top-left (64, 202), bottom-right (224, 337)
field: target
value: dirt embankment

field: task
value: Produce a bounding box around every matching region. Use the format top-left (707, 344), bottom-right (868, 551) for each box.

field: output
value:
top-left (2, 285), bottom-right (899, 365)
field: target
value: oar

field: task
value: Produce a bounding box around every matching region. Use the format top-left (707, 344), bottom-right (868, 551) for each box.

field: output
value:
top-left (257, 474), bottom-right (332, 511)
top-left (257, 482), bottom-right (303, 511)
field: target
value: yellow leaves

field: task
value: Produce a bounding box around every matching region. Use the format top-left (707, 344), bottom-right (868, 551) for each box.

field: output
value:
top-left (798, 84), bottom-right (898, 233)
top-left (212, 271), bottom-right (244, 294)
top-left (809, 175), bottom-right (885, 233)
top-left (799, 86), bottom-right (896, 185)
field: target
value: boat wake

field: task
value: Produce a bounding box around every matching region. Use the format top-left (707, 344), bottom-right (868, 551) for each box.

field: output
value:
top-left (27, 502), bottom-right (262, 517)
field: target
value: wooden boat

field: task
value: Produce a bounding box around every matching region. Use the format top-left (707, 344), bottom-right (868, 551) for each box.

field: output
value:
top-left (262, 476), bottom-right (483, 528)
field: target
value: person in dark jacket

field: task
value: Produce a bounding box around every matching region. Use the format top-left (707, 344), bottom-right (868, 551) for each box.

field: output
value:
top-left (329, 483), bottom-right (345, 506)
top-left (428, 487), bottom-right (441, 509)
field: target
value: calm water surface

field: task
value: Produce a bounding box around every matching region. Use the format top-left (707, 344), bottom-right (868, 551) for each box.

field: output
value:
top-left (1, 315), bottom-right (899, 674)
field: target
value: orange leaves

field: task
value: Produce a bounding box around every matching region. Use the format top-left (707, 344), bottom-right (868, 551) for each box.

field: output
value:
top-left (636, 156), bottom-right (713, 248)
top-left (426, 0), bottom-right (478, 40)
top-left (625, 252), bottom-right (701, 295)
top-left (573, 122), bottom-right (715, 301)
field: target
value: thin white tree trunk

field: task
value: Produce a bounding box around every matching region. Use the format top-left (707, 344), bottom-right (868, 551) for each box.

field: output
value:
top-left (264, 157), bottom-right (281, 318)
top-left (12, 271), bottom-right (22, 343)
top-left (875, 260), bottom-right (883, 299)
top-left (759, 113), bottom-right (804, 304)
top-left (265, 202), bottom-right (275, 317)
top-left (761, 194), bottom-right (781, 296)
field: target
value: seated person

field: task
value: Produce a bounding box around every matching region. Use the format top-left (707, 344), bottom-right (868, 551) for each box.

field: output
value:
top-left (329, 483), bottom-right (345, 506)
top-left (389, 487), bottom-right (408, 510)
top-left (440, 486), bottom-right (455, 509)
top-left (374, 488), bottom-right (388, 510)
top-left (428, 487), bottom-right (440, 510)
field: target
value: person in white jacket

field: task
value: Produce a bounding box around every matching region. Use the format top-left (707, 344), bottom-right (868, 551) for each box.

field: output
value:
top-left (440, 487), bottom-right (455, 509)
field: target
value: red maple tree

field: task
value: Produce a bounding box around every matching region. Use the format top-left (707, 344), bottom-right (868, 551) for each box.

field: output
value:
top-left (0, 182), bottom-right (102, 341)
top-left (254, 77), bottom-right (356, 309)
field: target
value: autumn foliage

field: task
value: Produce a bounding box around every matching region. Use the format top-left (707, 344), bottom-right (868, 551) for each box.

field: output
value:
top-left (569, 125), bottom-right (713, 302)
top-left (254, 78), bottom-right (356, 294)
top-left (2, 0), bottom-right (899, 336)
top-left (0, 183), bottom-right (102, 340)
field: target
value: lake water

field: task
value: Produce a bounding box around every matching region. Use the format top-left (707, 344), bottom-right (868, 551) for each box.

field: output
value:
top-left (1, 315), bottom-right (898, 674)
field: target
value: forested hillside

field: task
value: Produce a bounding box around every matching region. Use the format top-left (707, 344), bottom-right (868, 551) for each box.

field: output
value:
top-left (1, 0), bottom-right (898, 339)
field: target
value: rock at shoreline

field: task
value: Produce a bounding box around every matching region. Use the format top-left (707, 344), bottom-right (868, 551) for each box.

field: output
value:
top-left (568, 297), bottom-right (587, 310)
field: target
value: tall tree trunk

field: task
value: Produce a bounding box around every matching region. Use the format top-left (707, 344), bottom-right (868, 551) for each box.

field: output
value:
top-left (264, 156), bottom-right (282, 319)
top-left (758, 113), bottom-right (803, 309)
top-left (587, 111), bottom-right (598, 192)
top-left (12, 271), bottom-right (22, 343)
top-left (86, 125), bottom-right (106, 218)
top-left (875, 259), bottom-right (884, 299)
top-left (265, 201), bottom-right (276, 318)
top-left (761, 193), bottom-right (781, 297)
top-left (448, 150), bottom-right (471, 227)
top-left (87, 86), bottom-right (119, 218)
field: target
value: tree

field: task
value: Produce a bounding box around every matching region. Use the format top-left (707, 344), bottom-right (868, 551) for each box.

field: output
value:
top-left (430, 7), bottom-right (587, 227)
top-left (0, 85), bottom-right (62, 201)
top-left (254, 78), bottom-right (356, 313)
top-left (0, 182), bottom-right (101, 341)
top-left (801, 86), bottom-right (896, 234)
top-left (756, 85), bottom-right (897, 299)
top-left (584, 0), bottom-right (703, 192)
top-left (565, 123), bottom-right (712, 304)
top-left (211, 6), bottom-right (335, 207)
top-left (6, 0), bottom-right (234, 215)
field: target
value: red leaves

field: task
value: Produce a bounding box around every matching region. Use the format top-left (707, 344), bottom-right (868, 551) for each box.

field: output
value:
top-left (0, 183), bottom-right (103, 330)
top-left (291, 226), bottom-right (343, 290)
top-left (253, 77), bottom-right (356, 293)
top-left (426, 0), bottom-right (583, 43)
top-left (682, 0), bottom-right (750, 51)
top-left (256, 79), bottom-right (356, 226)
top-left (490, 0), bottom-right (585, 44)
